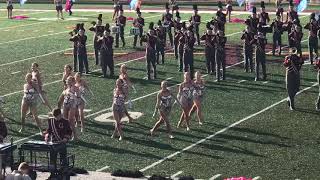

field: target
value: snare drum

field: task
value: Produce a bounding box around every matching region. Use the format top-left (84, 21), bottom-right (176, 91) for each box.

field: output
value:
top-left (111, 26), bottom-right (120, 34)
top-left (130, 27), bottom-right (140, 35)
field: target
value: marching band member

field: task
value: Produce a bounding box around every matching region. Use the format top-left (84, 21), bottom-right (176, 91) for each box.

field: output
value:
top-left (31, 63), bottom-right (52, 111)
top-left (241, 25), bottom-right (254, 72)
top-left (19, 73), bottom-right (43, 134)
top-left (162, 3), bottom-right (174, 47)
top-left (173, 12), bottom-right (182, 61)
top-left (69, 29), bottom-right (90, 74)
top-left (286, 0), bottom-right (298, 48)
top-left (215, 1), bottom-right (226, 32)
top-left (151, 81), bottom-right (179, 138)
top-left (112, 0), bottom-right (120, 21)
top-left (201, 22), bottom-right (216, 75)
top-left (183, 25), bottom-right (196, 79)
top-left (0, 97), bottom-right (7, 143)
top-left (70, 23), bottom-right (80, 72)
top-left (176, 22), bottom-right (187, 72)
top-left (189, 72), bottom-right (205, 125)
top-left (252, 32), bottom-right (267, 81)
top-left (89, 14), bottom-right (104, 66)
top-left (248, 6), bottom-right (259, 34)
top-left (215, 30), bottom-right (227, 81)
top-left (304, 13), bottom-right (319, 65)
top-left (226, 0), bottom-right (232, 22)
top-left (156, 20), bottom-right (166, 64)
top-left (98, 29), bottom-right (115, 78)
top-left (258, 1), bottom-right (270, 26)
top-left (115, 5), bottom-right (126, 48)
top-left (283, 48), bottom-right (304, 110)
top-left (315, 60), bottom-right (320, 111)
top-left (271, 15), bottom-right (284, 56)
top-left (177, 72), bottom-right (194, 131)
top-left (190, 5), bottom-right (201, 45)
top-left (111, 79), bottom-right (126, 140)
top-left (62, 64), bottom-right (74, 90)
top-left (141, 22), bottom-right (157, 80)
top-left (290, 22), bottom-right (303, 58)
top-left (54, 0), bottom-right (64, 20)
top-left (45, 108), bottom-right (72, 171)
top-left (133, 8), bottom-right (144, 48)
top-left (7, 0), bottom-right (13, 19)
top-left (276, 4), bottom-right (284, 22)
top-left (58, 76), bottom-right (79, 140)
top-left (75, 73), bottom-right (90, 133)
top-left (119, 64), bottom-right (136, 123)
top-left (169, 0), bottom-right (179, 14)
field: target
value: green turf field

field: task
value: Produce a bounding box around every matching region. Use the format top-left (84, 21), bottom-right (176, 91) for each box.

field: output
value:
top-left (0, 6), bottom-right (320, 180)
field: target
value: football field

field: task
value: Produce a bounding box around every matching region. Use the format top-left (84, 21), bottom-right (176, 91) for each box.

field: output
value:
top-left (0, 4), bottom-right (320, 179)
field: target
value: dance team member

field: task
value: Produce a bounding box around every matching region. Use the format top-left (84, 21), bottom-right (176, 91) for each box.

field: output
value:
top-left (19, 73), bottom-right (43, 134)
top-left (283, 48), bottom-right (304, 110)
top-left (31, 63), bottom-right (52, 111)
top-left (55, 0), bottom-right (64, 20)
top-left (62, 64), bottom-right (74, 90)
top-left (112, 0), bottom-right (120, 21)
top-left (75, 73), bottom-right (90, 133)
top-left (190, 72), bottom-right (205, 125)
top-left (111, 79), bottom-right (126, 141)
top-left (7, 0), bottom-right (13, 19)
top-left (119, 64), bottom-right (136, 123)
top-left (177, 72), bottom-right (194, 131)
top-left (58, 76), bottom-right (79, 140)
top-left (151, 81), bottom-right (179, 139)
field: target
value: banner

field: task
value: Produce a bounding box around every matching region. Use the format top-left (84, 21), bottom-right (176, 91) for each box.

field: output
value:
top-left (297, 0), bottom-right (307, 12)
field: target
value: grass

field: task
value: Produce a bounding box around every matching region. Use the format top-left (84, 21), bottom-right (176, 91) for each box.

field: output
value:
top-left (0, 6), bottom-right (319, 179)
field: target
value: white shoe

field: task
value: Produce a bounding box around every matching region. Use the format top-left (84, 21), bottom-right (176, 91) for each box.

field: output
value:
top-left (119, 136), bottom-right (123, 141)
top-left (199, 122), bottom-right (203, 125)
top-left (186, 127), bottom-right (190, 131)
top-left (169, 135), bottom-right (174, 139)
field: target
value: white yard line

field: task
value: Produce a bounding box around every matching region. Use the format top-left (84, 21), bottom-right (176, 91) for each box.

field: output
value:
top-left (262, 81), bottom-right (268, 84)
top-left (139, 82), bottom-right (318, 172)
top-left (171, 171), bottom-right (183, 178)
top-left (209, 174), bottom-right (222, 180)
top-left (10, 71), bottom-right (21, 75)
top-left (0, 30), bottom-right (70, 45)
top-left (252, 176), bottom-right (261, 180)
top-left (95, 166), bottom-right (110, 172)
top-left (237, 79), bottom-right (246, 83)
top-left (0, 21), bottom-right (47, 30)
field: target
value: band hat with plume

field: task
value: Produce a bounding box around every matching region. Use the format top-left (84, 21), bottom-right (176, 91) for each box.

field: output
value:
top-left (193, 4), bottom-right (198, 11)
top-left (289, 0), bottom-right (294, 7)
top-left (218, 1), bottom-right (223, 9)
top-left (105, 23), bottom-right (110, 30)
top-left (149, 22), bottom-right (154, 30)
top-left (165, 2), bottom-right (170, 9)
top-left (98, 14), bottom-right (102, 20)
top-left (261, 1), bottom-right (265, 8)
top-left (252, 6), bottom-right (257, 14)
top-left (206, 22), bottom-right (212, 30)
top-left (136, 8), bottom-right (141, 14)
top-left (176, 11), bottom-right (181, 18)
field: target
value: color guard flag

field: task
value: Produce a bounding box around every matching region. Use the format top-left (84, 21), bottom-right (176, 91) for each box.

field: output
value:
top-left (20, 0), bottom-right (27, 6)
top-left (297, 0), bottom-right (307, 12)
